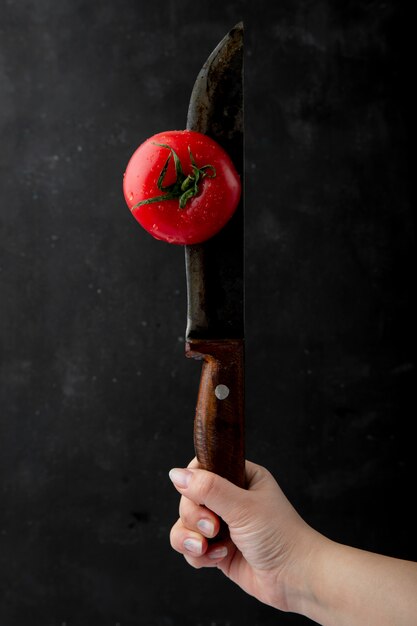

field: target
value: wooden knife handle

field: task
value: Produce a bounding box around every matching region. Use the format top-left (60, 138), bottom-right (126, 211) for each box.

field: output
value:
top-left (185, 338), bottom-right (245, 488)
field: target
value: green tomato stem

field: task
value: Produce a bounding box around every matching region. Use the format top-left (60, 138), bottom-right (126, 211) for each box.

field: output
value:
top-left (132, 142), bottom-right (216, 210)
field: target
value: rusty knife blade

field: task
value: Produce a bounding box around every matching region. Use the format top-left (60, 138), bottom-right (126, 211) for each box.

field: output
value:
top-left (185, 22), bottom-right (244, 341)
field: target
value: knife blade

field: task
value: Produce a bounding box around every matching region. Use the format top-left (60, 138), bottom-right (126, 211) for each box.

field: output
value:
top-left (184, 23), bottom-right (245, 488)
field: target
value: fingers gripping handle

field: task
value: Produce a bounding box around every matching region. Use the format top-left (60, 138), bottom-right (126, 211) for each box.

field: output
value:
top-left (185, 339), bottom-right (245, 488)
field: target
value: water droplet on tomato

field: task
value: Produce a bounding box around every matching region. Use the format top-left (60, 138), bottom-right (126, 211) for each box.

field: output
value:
top-left (128, 192), bottom-right (134, 202)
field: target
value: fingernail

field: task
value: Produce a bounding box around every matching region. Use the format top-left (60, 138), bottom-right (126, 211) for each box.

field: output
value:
top-left (183, 538), bottom-right (203, 555)
top-left (209, 546), bottom-right (228, 560)
top-left (197, 519), bottom-right (215, 537)
top-left (169, 468), bottom-right (192, 488)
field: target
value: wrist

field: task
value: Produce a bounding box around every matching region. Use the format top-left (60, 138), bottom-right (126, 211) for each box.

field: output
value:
top-left (277, 527), bottom-right (331, 617)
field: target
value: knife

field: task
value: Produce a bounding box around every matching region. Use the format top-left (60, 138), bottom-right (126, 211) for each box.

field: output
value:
top-left (184, 23), bottom-right (245, 488)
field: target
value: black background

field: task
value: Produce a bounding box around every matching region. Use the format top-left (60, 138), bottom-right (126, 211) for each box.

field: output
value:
top-left (0, 1), bottom-right (415, 625)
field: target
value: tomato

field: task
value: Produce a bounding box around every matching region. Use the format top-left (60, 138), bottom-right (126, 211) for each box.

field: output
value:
top-left (123, 130), bottom-right (241, 245)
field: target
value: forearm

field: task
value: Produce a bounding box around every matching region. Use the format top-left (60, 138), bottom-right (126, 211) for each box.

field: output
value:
top-left (289, 534), bottom-right (417, 626)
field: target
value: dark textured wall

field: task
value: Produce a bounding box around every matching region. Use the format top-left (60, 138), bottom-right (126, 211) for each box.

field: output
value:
top-left (0, 1), bottom-right (414, 625)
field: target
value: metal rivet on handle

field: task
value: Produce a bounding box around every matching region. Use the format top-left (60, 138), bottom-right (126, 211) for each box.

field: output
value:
top-left (215, 384), bottom-right (229, 400)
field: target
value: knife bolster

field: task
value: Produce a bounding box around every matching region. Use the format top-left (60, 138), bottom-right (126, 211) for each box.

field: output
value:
top-left (185, 338), bottom-right (245, 488)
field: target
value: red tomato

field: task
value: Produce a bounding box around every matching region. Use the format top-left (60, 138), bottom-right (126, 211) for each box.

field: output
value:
top-left (123, 130), bottom-right (241, 245)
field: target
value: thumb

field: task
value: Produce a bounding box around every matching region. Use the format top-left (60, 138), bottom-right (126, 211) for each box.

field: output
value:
top-left (169, 467), bottom-right (247, 526)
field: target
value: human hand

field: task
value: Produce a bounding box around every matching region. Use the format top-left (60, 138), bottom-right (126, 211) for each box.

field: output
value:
top-left (169, 459), bottom-right (417, 625)
top-left (168, 458), bottom-right (321, 611)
